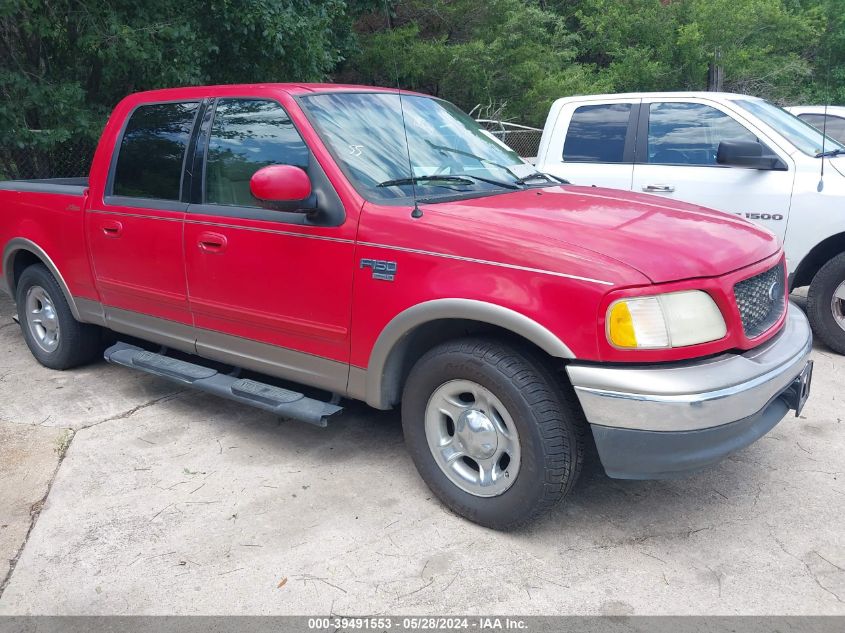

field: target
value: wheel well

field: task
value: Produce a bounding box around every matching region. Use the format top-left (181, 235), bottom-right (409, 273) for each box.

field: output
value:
top-left (791, 232), bottom-right (845, 289)
top-left (379, 318), bottom-right (560, 408)
top-left (9, 249), bottom-right (42, 296)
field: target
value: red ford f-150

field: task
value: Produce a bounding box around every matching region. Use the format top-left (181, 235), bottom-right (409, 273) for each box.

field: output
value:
top-left (0, 84), bottom-right (814, 529)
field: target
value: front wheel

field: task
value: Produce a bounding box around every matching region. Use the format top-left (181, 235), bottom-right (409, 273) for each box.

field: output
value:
top-left (401, 339), bottom-right (585, 530)
top-left (807, 253), bottom-right (845, 355)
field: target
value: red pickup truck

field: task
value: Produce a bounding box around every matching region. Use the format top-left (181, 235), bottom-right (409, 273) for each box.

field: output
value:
top-left (1, 84), bottom-right (814, 529)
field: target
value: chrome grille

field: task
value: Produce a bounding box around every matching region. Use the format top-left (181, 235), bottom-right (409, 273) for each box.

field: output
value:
top-left (733, 262), bottom-right (786, 338)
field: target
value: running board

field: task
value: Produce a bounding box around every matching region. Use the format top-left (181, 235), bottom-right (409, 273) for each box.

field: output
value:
top-left (104, 342), bottom-right (342, 427)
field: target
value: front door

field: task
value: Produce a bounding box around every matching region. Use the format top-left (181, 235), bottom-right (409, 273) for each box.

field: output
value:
top-left (630, 99), bottom-right (794, 243)
top-left (86, 100), bottom-right (200, 348)
top-left (183, 97), bottom-right (356, 393)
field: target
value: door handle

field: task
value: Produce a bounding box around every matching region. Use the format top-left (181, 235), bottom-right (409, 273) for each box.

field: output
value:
top-left (100, 220), bottom-right (123, 237)
top-left (642, 184), bottom-right (675, 193)
top-left (197, 231), bottom-right (227, 254)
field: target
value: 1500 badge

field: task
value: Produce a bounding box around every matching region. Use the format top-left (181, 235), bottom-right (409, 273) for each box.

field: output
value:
top-left (360, 258), bottom-right (397, 281)
top-left (734, 212), bottom-right (784, 221)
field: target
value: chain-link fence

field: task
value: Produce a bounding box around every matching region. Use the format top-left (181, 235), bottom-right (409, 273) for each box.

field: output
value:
top-left (476, 119), bottom-right (543, 162)
top-left (0, 138), bottom-right (96, 181)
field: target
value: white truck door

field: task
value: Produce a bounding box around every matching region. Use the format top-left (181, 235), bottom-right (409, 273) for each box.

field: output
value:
top-left (537, 98), bottom-right (640, 190)
top-left (630, 98), bottom-right (795, 243)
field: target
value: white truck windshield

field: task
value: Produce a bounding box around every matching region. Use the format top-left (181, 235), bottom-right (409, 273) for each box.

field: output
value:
top-left (735, 99), bottom-right (845, 157)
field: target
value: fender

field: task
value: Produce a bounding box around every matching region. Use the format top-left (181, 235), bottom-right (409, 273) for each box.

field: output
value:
top-left (2, 237), bottom-right (83, 321)
top-left (357, 298), bottom-right (575, 409)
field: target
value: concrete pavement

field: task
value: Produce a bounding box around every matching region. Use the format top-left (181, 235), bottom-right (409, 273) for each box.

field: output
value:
top-left (0, 292), bottom-right (843, 615)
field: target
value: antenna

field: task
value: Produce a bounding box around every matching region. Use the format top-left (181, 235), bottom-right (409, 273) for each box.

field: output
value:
top-left (383, 0), bottom-right (423, 219)
top-left (818, 44), bottom-right (833, 192)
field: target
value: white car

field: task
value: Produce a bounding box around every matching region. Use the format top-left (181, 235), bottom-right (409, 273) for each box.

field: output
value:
top-left (785, 105), bottom-right (845, 145)
top-left (534, 91), bottom-right (845, 353)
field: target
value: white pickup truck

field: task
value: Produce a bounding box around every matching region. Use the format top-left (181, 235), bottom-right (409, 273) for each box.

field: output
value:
top-left (534, 92), bottom-right (845, 353)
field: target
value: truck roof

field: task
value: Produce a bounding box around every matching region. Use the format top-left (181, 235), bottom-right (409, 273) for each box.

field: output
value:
top-left (123, 83), bottom-right (428, 101)
top-left (551, 91), bottom-right (763, 103)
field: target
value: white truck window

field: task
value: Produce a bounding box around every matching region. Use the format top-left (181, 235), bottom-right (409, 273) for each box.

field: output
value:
top-left (646, 102), bottom-right (757, 166)
top-left (563, 103), bottom-right (631, 163)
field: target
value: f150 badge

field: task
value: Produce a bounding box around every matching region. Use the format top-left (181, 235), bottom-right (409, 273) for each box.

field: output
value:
top-left (361, 258), bottom-right (397, 281)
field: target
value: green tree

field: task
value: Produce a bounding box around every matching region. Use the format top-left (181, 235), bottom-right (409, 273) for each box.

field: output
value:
top-left (0, 0), bottom-right (354, 173)
top-left (340, 0), bottom-right (609, 125)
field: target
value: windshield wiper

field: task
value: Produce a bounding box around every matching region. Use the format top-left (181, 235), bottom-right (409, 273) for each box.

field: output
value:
top-left (513, 171), bottom-right (569, 186)
top-left (816, 148), bottom-right (845, 158)
top-left (425, 141), bottom-right (523, 179)
top-left (378, 173), bottom-right (519, 191)
top-left (377, 175), bottom-right (474, 188)
top-left (451, 173), bottom-right (520, 190)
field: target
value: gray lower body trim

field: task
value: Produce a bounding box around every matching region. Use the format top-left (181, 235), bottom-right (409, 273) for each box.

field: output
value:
top-left (196, 329), bottom-right (348, 395)
top-left (567, 303), bottom-right (812, 432)
top-left (98, 305), bottom-right (349, 395)
top-left (0, 278), bottom-right (9, 298)
top-left (105, 307), bottom-right (197, 355)
top-left (76, 297), bottom-right (106, 327)
top-left (365, 298), bottom-right (575, 409)
top-left (346, 366), bottom-right (368, 404)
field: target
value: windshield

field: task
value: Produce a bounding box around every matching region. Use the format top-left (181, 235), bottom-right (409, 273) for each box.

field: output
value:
top-left (299, 92), bottom-right (543, 204)
top-left (734, 99), bottom-right (845, 156)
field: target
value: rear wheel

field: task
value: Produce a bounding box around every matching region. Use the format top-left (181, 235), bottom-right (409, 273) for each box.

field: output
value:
top-left (807, 253), bottom-right (845, 355)
top-left (15, 264), bottom-right (102, 369)
top-left (401, 338), bottom-right (585, 530)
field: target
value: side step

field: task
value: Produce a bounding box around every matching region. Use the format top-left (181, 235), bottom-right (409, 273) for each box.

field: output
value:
top-left (104, 342), bottom-right (342, 427)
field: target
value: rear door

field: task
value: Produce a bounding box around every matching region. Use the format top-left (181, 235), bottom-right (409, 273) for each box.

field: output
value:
top-left (630, 98), bottom-right (794, 243)
top-left (86, 100), bottom-right (201, 347)
top-left (539, 98), bottom-right (640, 189)
top-left (183, 96), bottom-right (356, 392)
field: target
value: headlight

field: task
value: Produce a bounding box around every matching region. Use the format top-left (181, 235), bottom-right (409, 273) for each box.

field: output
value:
top-left (607, 290), bottom-right (727, 349)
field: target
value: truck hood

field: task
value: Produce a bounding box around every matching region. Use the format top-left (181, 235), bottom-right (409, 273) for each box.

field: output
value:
top-left (431, 185), bottom-right (780, 284)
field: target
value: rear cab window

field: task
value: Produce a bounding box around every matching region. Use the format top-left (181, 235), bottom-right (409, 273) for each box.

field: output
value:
top-left (111, 102), bottom-right (200, 201)
top-left (563, 103), bottom-right (634, 163)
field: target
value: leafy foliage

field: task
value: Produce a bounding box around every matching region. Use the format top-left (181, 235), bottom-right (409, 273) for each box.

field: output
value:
top-left (0, 0), bottom-right (843, 163)
top-left (0, 0), bottom-right (354, 151)
top-left (344, 0), bottom-right (843, 125)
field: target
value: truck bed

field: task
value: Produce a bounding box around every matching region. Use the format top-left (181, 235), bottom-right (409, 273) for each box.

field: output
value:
top-left (0, 177), bottom-right (89, 194)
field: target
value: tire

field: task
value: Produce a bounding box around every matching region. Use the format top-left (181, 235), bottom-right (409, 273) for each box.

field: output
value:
top-left (15, 264), bottom-right (102, 369)
top-left (401, 338), bottom-right (585, 530)
top-left (807, 252), bottom-right (845, 355)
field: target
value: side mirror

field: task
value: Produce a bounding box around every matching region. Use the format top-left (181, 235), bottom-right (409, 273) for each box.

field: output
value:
top-left (716, 140), bottom-right (786, 171)
top-left (249, 165), bottom-right (312, 207)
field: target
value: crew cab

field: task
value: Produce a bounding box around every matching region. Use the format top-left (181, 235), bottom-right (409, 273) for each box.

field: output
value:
top-left (535, 92), bottom-right (845, 355)
top-left (0, 84), bottom-right (814, 529)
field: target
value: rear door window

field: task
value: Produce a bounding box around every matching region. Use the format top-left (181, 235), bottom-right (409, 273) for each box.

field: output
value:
top-left (646, 102), bottom-right (757, 166)
top-left (204, 99), bottom-right (309, 207)
top-left (563, 103), bottom-right (632, 163)
top-left (112, 102), bottom-right (199, 200)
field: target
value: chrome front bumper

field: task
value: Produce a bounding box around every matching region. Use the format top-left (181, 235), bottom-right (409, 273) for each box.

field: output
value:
top-left (566, 303), bottom-right (813, 478)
